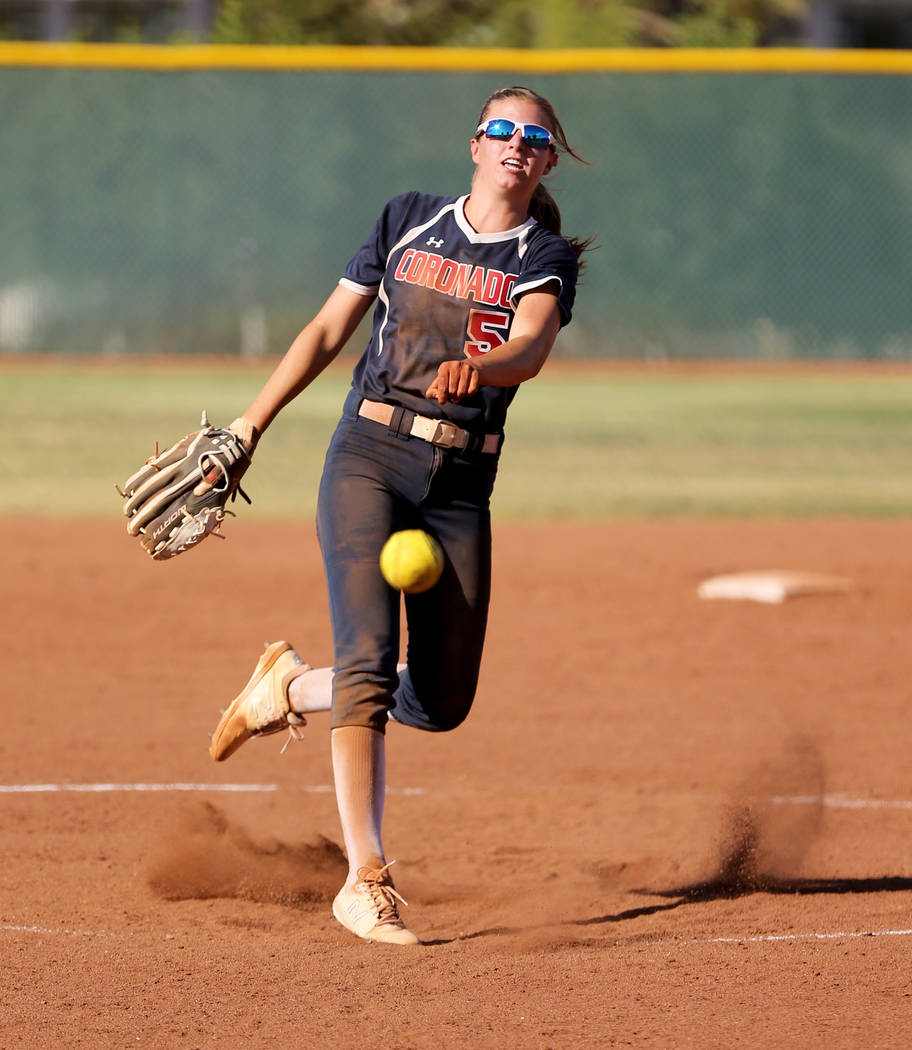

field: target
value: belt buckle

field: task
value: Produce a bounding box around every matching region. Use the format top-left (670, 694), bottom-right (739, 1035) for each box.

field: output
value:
top-left (430, 420), bottom-right (460, 448)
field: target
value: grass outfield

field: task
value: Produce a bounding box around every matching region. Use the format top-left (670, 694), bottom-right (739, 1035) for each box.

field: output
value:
top-left (3, 358), bottom-right (912, 519)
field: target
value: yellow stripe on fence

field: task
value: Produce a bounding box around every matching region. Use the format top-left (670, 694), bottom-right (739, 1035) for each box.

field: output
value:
top-left (1, 42), bottom-right (912, 74)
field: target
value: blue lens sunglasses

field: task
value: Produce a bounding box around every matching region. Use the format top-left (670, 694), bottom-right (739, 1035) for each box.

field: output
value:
top-left (475, 118), bottom-right (555, 149)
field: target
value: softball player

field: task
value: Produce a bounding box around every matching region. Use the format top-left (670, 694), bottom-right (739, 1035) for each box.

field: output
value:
top-left (210, 86), bottom-right (588, 945)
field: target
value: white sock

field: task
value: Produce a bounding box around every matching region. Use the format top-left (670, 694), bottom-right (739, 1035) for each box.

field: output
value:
top-left (331, 725), bottom-right (387, 883)
top-left (287, 663), bottom-right (406, 716)
top-left (287, 666), bottom-right (333, 713)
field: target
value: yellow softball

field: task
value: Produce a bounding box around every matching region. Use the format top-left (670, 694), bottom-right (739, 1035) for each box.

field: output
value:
top-left (379, 529), bottom-right (444, 594)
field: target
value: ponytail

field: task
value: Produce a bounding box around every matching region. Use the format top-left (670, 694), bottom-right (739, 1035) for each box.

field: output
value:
top-left (528, 184), bottom-right (593, 267)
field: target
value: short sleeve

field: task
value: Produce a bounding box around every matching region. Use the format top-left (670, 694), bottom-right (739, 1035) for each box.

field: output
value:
top-left (340, 192), bottom-right (419, 295)
top-left (510, 234), bottom-right (579, 327)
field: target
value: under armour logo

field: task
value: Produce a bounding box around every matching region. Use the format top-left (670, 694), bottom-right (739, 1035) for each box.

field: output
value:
top-left (426, 237), bottom-right (444, 248)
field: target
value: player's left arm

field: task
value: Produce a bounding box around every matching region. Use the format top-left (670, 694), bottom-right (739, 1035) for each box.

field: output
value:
top-left (426, 288), bottom-right (562, 405)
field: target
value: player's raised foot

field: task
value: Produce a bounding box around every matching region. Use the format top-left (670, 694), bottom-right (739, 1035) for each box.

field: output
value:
top-left (332, 862), bottom-right (420, 945)
top-left (209, 641), bottom-right (311, 761)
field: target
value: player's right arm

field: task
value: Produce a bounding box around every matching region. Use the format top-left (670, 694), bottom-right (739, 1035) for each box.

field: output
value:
top-left (241, 285), bottom-right (375, 436)
top-left (426, 289), bottom-right (562, 405)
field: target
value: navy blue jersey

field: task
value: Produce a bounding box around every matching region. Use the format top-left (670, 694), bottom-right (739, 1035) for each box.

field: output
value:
top-left (340, 191), bottom-right (578, 435)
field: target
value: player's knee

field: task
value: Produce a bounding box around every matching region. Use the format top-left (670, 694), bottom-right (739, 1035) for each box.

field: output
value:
top-left (426, 706), bottom-right (472, 733)
top-left (396, 680), bottom-right (476, 730)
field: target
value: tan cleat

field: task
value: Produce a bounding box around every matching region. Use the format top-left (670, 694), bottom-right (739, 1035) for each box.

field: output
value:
top-left (332, 861), bottom-right (420, 945)
top-left (209, 641), bottom-right (311, 761)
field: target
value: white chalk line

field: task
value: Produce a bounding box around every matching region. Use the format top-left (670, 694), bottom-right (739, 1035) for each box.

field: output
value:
top-left (683, 792), bottom-right (912, 811)
top-left (0, 782), bottom-right (425, 796)
top-left (0, 785), bottom-right (906, 807)
top-left (649, 927), bottom-right (912, 948)
top-left (1, 922), bottom-right (116, 938)
top-left (769, 793), bottom-right (912, 810)
top-left (708, 928), bottom-right (912, 944)
top-left (0, 783), bottom-right (279, 793)
top-left (6, 920), bottom-right (912, 946)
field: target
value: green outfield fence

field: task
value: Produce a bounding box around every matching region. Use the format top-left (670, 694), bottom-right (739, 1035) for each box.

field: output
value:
top-left (2, 44), bottom-right (912, 360)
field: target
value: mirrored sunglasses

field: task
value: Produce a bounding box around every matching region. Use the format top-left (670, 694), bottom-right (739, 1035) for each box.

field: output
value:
top-left (475, 118), bottom-right (555, 149)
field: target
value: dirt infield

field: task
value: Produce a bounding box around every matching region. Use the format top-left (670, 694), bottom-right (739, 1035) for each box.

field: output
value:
top-left (4, 516), bottom-right (912, 1048)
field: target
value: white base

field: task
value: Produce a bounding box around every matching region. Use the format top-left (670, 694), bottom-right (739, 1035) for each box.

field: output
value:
top-left (697, 570), bottom-right (854, 604)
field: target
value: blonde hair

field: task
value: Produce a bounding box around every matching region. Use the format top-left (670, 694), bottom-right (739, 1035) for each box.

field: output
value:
top-left (475, 85), bottom-right (593, 265)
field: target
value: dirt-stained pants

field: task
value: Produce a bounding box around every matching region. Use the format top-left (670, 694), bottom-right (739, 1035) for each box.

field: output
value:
top-left (316, 392), bottom-right (499, 734)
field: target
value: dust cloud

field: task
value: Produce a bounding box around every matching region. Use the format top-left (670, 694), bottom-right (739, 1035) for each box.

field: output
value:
top-left (712, 734), bottom-right (827, 892)
top-left (146, 801), bottom-right (347, 905)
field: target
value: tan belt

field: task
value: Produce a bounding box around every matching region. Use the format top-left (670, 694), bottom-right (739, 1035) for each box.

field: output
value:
top-left (358, 399), bottom-right (500, 454)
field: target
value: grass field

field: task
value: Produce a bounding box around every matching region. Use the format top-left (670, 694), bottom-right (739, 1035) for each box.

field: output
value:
top-left (3, 358), bottom-right (912, 519)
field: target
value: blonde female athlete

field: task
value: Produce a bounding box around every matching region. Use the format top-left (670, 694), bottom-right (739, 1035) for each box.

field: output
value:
top-left (209, 86), bottom-right (588, 945)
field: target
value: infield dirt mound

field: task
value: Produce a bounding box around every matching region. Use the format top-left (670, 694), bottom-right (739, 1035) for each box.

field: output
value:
top-left (3, 517), bottom-right (912, 1047)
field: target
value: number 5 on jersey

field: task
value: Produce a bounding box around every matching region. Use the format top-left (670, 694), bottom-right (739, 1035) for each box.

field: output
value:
top-left (465, 308), bottom-right (510, 357)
